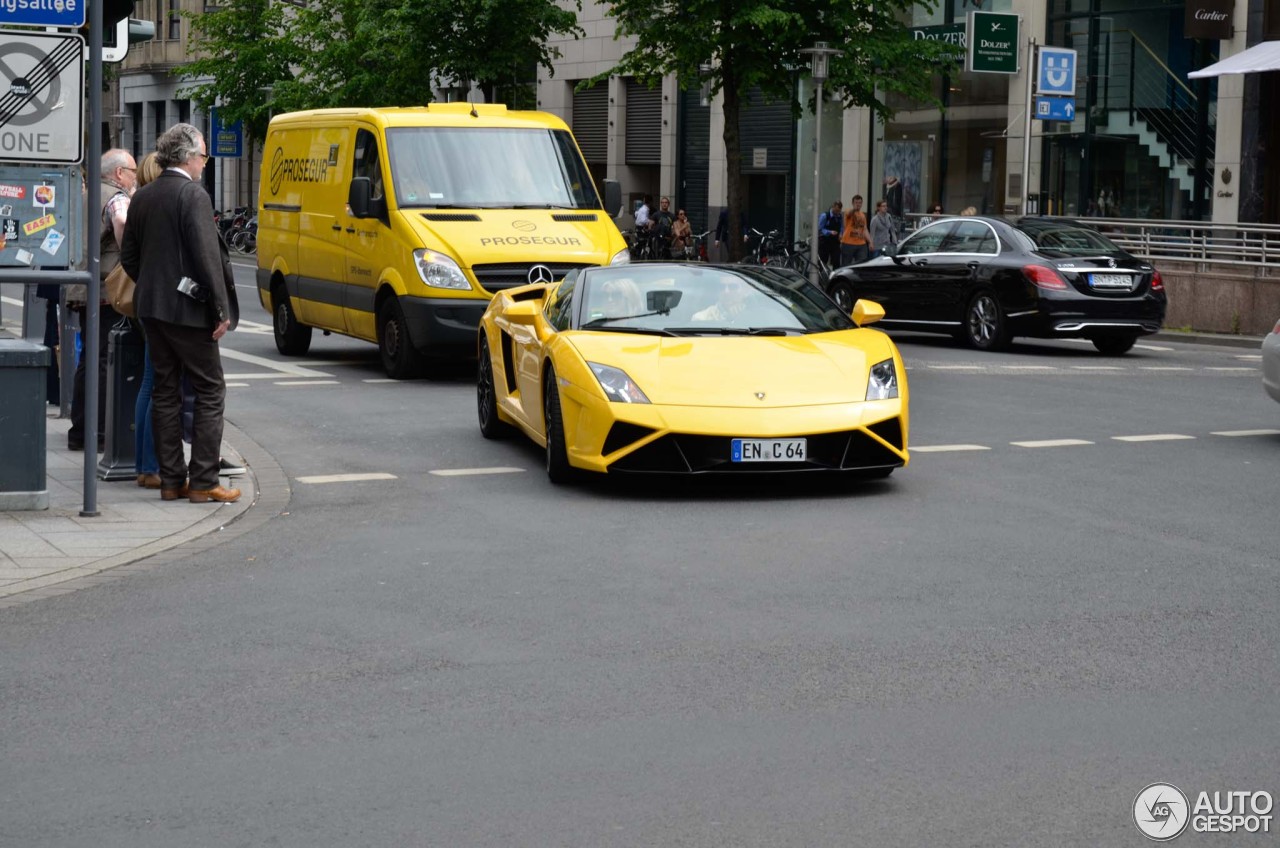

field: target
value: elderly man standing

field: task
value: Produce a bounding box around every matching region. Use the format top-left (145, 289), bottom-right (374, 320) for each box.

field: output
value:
top-left (121, 123), bottom-right (239, 504)
top-left (67, 148), bottom-right (136, 451)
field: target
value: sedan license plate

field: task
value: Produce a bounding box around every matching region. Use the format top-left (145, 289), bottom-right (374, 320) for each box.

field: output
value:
top-left (1089, 273), bottom-right (1132, 290)
top-left (731, 438), bottom-right (807, 463)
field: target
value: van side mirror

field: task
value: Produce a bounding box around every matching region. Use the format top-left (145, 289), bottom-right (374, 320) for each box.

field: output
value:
top-left (349, 178), bottom-right (373, 218)
top-left (603, 179), bottom-right (622, 218)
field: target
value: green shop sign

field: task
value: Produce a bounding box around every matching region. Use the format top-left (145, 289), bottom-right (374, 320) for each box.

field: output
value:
top-left (966, 11), bottom-right (1020, 74)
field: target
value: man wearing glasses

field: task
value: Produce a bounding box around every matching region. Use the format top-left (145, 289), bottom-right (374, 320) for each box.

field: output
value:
top-left (67, 148), bottom-right (137, 450)
top-left (122, 123), bottom-right (240, 504)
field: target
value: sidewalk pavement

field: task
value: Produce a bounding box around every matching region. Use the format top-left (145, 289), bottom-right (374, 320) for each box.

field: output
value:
top-left (0, 410), bottom-right (287, 606)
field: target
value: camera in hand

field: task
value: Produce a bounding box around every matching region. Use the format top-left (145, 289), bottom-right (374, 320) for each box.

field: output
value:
top-left (177, 275), bottom-right (209, 302)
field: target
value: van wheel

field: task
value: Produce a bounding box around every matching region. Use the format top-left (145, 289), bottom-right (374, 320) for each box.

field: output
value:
top-left (273, 287), bottom-right (312, 356)
top-left (377, 297), bottom-right (426, 379)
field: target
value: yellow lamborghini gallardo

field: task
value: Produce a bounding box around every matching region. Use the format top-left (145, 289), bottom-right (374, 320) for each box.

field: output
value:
top-left (476, 263), bottom-right (910, 483)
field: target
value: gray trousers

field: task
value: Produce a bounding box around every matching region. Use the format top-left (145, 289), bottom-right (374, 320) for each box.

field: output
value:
top-left (142, 318), bottom-right (225, 491)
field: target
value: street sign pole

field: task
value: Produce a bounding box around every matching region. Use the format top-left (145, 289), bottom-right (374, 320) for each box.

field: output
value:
top-left (1021, 38), bottom-right (1036, 217)
top-left (82, 0), bottom-right (103, 516)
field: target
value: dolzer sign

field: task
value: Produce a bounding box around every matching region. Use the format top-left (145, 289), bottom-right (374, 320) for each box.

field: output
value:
top-left (967, 11), bottom-right (1020, 74)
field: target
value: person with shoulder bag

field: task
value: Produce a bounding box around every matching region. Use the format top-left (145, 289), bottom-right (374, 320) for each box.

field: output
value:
top-left (67, 148), bottom-right (136, 451)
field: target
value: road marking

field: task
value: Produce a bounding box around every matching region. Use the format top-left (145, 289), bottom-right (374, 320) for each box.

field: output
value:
top-left (0, 295), bottom-right (22, 308)
top-left (1000, 365), bottom-right (1056, 370)
top-left (1235, 354), bottom-right (1263, 361)
top-left (231, 318), bottom-right (275, 336)
top-left (225, 382), bottom-right (250, 388)
top-left (1010, 438), bottom-right (1094, 448)
top-left (1136, 344), bottom-right (1174, 351)
top-left (928, 364), bottom-right (984, 370)
top-left (1212, 429), bottom-right (1280, 437)
top-left (362, 378), bottom-right (398, 384)
top-left (1204, 366), bottom-right (1256, 372)
top-left (295, 472), bottom-right (398, 484)
top-left (221, 346), bottom-right (333, 378)
top-left (911, 444), bottom-right (991, 453)
top-left (273, 380), bottom-right (340, 386)
top-left (1139, 366), bottom-right (1192, 371)
top-left (1111, 434), bottom-right (1196, 442)
top-left (1070, 365), bottom-right (1124, 371)
top-left (429, 467), bottom-right (527, 477)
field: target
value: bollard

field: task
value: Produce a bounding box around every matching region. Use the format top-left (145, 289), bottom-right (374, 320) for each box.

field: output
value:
top-left (0, 339), bottom-right (51, 510)
top-left (96, 319), bottom-right (144, 482)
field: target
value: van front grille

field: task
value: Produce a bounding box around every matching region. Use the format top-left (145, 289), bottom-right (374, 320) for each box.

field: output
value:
top-left (471, 262), bottom-right (595, 291)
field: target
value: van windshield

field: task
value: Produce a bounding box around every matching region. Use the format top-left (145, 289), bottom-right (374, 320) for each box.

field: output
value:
top-left (385, 127), bottom-right (602, 210)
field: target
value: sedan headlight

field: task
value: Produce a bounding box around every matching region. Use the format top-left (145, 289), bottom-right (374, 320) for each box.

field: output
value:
top-left (866, 358), bottom-right (899, 400)
top-left (413, 249), bottom-right (472, 290)
top-left (609, 248), bottom-right (631, 266)
top-left (589, 362), bottom-right (650, 404)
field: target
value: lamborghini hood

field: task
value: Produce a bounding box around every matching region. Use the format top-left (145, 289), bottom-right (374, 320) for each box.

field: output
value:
top-left (567, 332), bottom-right (893, 407)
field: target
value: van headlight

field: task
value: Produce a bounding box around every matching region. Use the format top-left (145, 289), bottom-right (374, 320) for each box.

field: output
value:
top-left (866, 358), bottom-right (898, 400)
top-left (609, 248), bottom-right (631, 266)
top-left (413, 249), bottom-right (472, 290)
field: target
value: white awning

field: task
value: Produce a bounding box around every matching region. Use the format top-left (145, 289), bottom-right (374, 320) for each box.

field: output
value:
top-left (1189, 40), bottom-right (1280, 78)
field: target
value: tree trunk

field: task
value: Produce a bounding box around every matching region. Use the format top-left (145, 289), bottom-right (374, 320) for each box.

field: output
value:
top-left (722, 66), bottom-right (745, 262)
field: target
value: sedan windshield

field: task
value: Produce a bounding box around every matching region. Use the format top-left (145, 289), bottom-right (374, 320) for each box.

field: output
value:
top-left (1018, 223), bottom-right (1124, 257)
top-left (577, 266), bottom-right (855, 335)
top-left (385, 127), bottom-right (601, 209)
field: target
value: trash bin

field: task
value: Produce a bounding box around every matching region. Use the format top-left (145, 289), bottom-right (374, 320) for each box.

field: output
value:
top-left (0, 339), bottom-right (51, 510)
top-left (97, 320), bottom-right (144, 482)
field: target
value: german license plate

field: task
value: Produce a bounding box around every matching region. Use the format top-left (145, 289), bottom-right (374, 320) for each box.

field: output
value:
top-left (1089, 273), bottom-right (1132, 289)
top-left (731, 438), bottom-right (807, 462)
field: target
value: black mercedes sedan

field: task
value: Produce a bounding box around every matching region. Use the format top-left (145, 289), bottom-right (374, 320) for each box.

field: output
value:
top-left (825, 216), bottom-right (1167, 354)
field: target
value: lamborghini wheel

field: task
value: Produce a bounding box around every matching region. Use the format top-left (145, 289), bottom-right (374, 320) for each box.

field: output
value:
top-left (477, 333), bottom-right (511, 439)
top-left (543, 365), bottom-right (574, 484)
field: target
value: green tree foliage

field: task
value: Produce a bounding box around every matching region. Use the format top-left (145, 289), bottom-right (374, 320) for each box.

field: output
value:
top-left (176, 0), bottom-right (300, 143)
top-left (603, 0), bottom-right (959, 259)
top-left (180, 0), bottom-right (582, 144)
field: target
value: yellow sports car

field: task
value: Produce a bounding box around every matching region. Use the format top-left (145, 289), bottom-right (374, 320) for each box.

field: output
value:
top-left (476, 263), bottom-right (910, 483)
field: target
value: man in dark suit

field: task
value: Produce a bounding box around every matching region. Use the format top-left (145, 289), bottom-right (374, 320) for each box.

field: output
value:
top-left (120, 123), bottom-right (240, 504)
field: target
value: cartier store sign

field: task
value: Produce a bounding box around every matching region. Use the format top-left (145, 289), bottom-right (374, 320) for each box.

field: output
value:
top-left (1186, 0), bottom-right (1234, 40)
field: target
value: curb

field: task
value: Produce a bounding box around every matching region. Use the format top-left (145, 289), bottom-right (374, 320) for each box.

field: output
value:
top-left (0, 419), bottom-right (291, 607)
top-left (1152, 332), bottom-right (1265, 350)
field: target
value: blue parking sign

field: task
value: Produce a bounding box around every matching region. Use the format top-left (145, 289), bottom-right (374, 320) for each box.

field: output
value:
top-left (1034, 96), bottom-right (1076, 122)
top-left (210, 108), bottom-right (243, 158)
top-left (1037, 46), bottom-right (1077, 97)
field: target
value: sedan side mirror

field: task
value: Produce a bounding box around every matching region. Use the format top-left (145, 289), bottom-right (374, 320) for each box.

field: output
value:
top-left (852, 299), bottom-right (885, 327)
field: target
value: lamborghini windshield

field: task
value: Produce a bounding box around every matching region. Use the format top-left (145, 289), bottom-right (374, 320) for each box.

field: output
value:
top-left (576, 266), bottom-right (855, 335)
top-left (385, 127), bottom-right (602, 209)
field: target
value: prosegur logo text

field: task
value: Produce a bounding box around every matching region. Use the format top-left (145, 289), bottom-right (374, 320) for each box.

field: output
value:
top-left (268, 147), bottom-right (331, 196)
top-left (1134, 783), bottom-right (1273, 840)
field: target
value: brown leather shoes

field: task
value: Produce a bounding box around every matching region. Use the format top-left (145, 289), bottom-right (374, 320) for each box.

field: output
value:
top-left (188, 485), bottom-right (241, 504)
top-left (160, 483), bottom-right (189, 501)
top-left (136, 473), bottom-right (162, 489)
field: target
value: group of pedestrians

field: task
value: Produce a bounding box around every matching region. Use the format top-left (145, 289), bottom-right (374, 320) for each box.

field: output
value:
top-left (73, 123), bottom-right (242, 504)
top-left (816, 195), bottom-right (904, 269)
top-left (634, 195), bottom-right (696, 256)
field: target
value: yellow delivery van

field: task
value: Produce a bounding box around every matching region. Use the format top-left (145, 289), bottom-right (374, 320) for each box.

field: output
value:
top-left (257, 104), bottom-right (628, 378)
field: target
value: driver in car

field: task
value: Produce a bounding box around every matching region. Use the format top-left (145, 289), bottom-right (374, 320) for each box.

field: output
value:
top-left (692, 275), bottom-right (750, 322)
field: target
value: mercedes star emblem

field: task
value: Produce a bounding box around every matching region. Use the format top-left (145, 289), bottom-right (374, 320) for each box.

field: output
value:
top-left (1107, 258), bottom-right (1116, 268)
top-left (527, 264), bottom-right (555, 285)
top-left (755, 392), bottom-right (766, 401)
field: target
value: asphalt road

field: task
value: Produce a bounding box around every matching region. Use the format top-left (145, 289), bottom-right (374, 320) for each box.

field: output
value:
top-left (2, 265), bottom-right (1277, 846)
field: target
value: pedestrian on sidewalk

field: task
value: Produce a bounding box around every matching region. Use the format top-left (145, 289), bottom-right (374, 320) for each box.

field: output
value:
top-left (840, 195), bottom-right (869, 266)
top-left (67, 148), bottom-right (136, 451)
top-left (121, 123), bottom-right (240, 504)
top-left (131, 152), bottom-right (163, 489)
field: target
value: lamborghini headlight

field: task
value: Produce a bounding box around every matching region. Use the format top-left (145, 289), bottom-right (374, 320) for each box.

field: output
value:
top-left (866, 358), bottom-right (899, 400)
top-left (589, 362), bottom-right (650, 404)
top-left (609, 248), bottom-right (631, 266)
top-left (413, 249), bottom-right (472, 290)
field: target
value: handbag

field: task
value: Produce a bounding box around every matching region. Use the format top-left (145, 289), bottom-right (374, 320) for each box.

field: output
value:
top-left (104, 262), bottom-right (136, 317)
